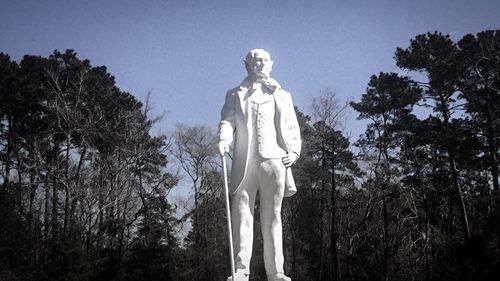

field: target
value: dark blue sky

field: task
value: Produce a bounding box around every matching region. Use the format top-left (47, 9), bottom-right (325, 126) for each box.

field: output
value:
top-left (1, 0), bottom-right (499, 140)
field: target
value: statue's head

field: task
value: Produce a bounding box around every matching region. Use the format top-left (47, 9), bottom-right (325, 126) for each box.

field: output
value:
top-left (244, 49), bottom-right (274, 79)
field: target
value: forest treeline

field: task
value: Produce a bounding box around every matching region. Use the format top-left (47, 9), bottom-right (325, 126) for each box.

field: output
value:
top-left (0, 30), bottom-right (499, 281)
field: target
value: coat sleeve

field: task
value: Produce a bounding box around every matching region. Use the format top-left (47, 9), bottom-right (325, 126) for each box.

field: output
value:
top-left (218, 90), bottom-right (236, 144)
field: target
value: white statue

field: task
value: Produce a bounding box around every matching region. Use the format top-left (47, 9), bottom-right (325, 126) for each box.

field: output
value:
top-left (218, 49), bottom-right (301, 281)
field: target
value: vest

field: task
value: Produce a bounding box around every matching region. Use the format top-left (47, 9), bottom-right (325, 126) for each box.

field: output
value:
top-left (247, 84), bottom-right (287, 159)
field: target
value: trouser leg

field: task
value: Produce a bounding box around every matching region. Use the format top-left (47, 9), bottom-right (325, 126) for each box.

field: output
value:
top-left (231, 164), bottom-right (258, 275)
top-left (258, 159), bottom-right (286, 275)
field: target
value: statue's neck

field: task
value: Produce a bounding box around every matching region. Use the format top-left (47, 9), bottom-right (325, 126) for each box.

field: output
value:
top-left (248, 73), bottom-right (270, 82)
top-left (244, 75), bottom-right (280, 92)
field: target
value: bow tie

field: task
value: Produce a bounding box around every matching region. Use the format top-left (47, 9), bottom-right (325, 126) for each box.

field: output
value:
top-left (240, 76), bottom-right (282, 94)
top-left (255, 77), bottom-right (281, 92)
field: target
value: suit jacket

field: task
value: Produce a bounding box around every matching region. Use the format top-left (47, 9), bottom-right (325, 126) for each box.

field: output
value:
top-left (219, 77), bottom-right (302, 197)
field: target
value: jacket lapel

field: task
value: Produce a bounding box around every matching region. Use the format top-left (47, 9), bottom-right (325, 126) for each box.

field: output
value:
top-left (236, 77), bottom-right (253, 117)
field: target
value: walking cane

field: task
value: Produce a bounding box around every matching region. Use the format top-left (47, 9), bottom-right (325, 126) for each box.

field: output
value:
top-left (222, 153), bottom-right (236, 281)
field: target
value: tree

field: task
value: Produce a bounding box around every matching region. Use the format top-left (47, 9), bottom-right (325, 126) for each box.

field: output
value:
top-left (311, 90), bottom-right (354, 281)
top-left (0, 50), bottom-right (180, 281)
top-left (351, 72), bottom-right (421, 281)
top-left (172, 124), bottom-right (220, 281)
top-left (458, 30), bottom-right (500, 192)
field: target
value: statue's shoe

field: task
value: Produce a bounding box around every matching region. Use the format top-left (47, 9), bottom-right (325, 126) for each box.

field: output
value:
top-left (268, 273), bottom-right (291, 281)
top-left (226, 270), bottom-right (249, 281)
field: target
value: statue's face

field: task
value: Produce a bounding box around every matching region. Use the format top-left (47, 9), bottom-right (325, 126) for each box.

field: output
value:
top-left (246, 50), bottom-right (273, 79)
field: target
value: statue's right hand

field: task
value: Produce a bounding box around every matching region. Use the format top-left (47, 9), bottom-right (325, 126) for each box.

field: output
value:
top-left (218, 141), bottom-right (230, 156)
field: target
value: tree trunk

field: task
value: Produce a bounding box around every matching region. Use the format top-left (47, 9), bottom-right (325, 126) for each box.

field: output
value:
top-left (382, 192), bottom-right (389, 281)
top-left (448, 154), bottom-right (470, 243)
top-left (319, 176), bottom-right (326, 281)
top-left (16, 151), bottom-right (24, 216)
top-left (330, 138), bottom-right (339, 281)
top-left (485, 103), bottom-right (499, 191)
top-left (44, 170), bottom-right (50, 252)
top-left (2, 117), bottom-right (13, 189)
top-left (291, 228), bottom-right (297, 280)
top-left (63, 135), bottom-right (71, 239)
top-left (441, 99), bottom-right (470, 243)
top-left (51, 172), bottom-right (58, 252)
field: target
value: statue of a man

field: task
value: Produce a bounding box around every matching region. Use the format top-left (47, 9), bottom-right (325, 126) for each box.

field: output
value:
top-left (218, 49), bottom-right (301, 281)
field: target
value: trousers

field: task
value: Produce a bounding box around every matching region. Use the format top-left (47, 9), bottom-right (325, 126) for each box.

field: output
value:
top-left (231, 155), bottom-right (286, 276)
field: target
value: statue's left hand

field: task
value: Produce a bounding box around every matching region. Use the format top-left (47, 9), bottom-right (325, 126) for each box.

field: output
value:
top-left (282, 152), bottom-right (298, 168)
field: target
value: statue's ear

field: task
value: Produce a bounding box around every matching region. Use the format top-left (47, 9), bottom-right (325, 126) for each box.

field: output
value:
top-left (243, 60), bottom-right (251, 73)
